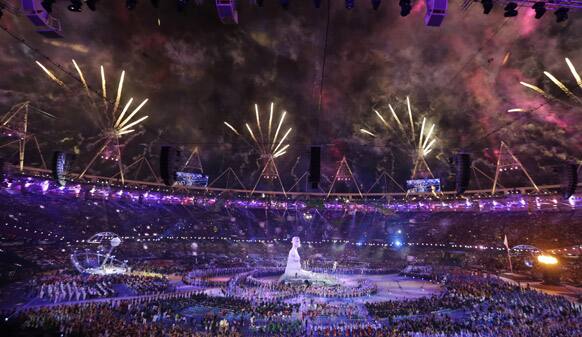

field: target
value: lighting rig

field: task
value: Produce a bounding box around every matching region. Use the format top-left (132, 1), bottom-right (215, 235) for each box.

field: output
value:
top-left (327, 156), bottom-right (363, 198)
top-left (491, 142), bottom-right (539, 194)
top-left (20, 0), bottom-right (576, 29)
top-left (479, 0), bottom-right (577, 22)
top-left (0, 102), bottom-right (54, 171)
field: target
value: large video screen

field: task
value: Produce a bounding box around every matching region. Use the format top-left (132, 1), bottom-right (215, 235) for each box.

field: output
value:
top-left (175, 172), bottom-right (209, 187)
top-left (406, 178), bottom-right (441, 193)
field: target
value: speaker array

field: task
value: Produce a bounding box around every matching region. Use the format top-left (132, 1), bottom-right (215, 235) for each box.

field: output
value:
top-left (0, 157), bottom-right (5, 178)
top-left (453, 153), bottom-right (471, 195)
top-left (560, 163), bottom-right (578, 199)
top-left (160, 146), bottom-right (181, 186)
top-left (309, 146), bottom-right (321, 189)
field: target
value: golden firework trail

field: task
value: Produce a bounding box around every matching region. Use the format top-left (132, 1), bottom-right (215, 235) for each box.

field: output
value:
top-left (565, 58), bottom-right (582, 89)
top-left (418, 117), bottom-right (426, 150)
top-left (113, 70), bottom-right (125, 114)
top-left (35, 61), bottom-right (67, 88)
top-left (72, 60), bottom-right (90, 95)
top-left (115, 98), bottom-right (134, 128)
top-left (254, 104), bottom-right (263, 140)
top-left (268, 102), bottom-right (274, 140)
top-left (502, 51), bottom-right (511, 66)
top-left (274, 144), bottom-right (290, 158)
top-left (374, 109), bottom-right (388, 128)
top-left (224, 102), bottom-right (292, 159)
top-left (100, 65), bottom-right (107, 101)
top-left (520, 81), bottom-right (553, 100)
top-left (421, 124), bottom-right (435, 150)
top-left (245, 123), bottom-right (258, 144)
top-left (520, 57), bottom-right (582, 106)
top-left (507, 108), bottom-right (526, 113)
top-left (223, 122), bottom-right (240, 135)
top-left (389, 104), bottom-right (403, 129)
top-left (360, 128), bottom-right (376, 137)
top-left (406, 96), bottom-right (415, 139)
top-left (117, 99), bottom-right (149, 129)
top-left (272, 128), bottom-right (292, 154)
top-left (544, 71), bottom-right (579, 103)
top-left (271, 110), bottom-right (286, 151)
top-left (360, 96), bottom-right (437, 158)
top-left (37, 60), bottom-right (150, 138)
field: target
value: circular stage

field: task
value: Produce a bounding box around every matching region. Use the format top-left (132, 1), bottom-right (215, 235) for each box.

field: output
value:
top-left (255, 273), bottom-right (442, 303)
top-left (184, 239), bottom-right (441, 304)
top-left (186, 268), bottom-right (442, 303)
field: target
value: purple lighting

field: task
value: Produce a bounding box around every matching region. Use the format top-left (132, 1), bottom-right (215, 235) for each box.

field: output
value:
top-left (40, 180), bottom-right (49, 192)
top-left (1, 174), bottom-right (578, 214)
top-left (424, 0), bottom-right (448, 27)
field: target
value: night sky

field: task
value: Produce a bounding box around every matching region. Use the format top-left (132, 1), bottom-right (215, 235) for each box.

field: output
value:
top-left (0, 1), bottom-right (580, 189)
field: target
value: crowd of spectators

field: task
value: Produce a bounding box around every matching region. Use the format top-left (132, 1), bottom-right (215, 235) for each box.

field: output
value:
top-left (1, 271), bottom-right (579, 336)
top-left (225, 268), bottom-right (378, 301)
top-left (362, 273), bottom-right (581, 337)
top-left (2, 186), bottom-right (580, 250)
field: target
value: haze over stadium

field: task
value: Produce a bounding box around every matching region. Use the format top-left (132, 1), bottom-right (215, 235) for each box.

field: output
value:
top-left (0, 1), bottom-right (580, 337)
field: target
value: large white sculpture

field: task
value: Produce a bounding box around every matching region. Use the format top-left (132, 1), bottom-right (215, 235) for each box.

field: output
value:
top-left (279, 237), bottom-right (336, 285)
top-left (283, 236), bottom-right (303, 278)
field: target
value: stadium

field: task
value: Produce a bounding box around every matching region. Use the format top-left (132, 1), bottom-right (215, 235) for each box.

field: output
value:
top-left (0, 1), bottom-right (581, 337)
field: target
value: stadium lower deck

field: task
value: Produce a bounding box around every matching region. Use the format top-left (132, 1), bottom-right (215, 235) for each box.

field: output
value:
top-left (0, 176), bottom-right (581, 336)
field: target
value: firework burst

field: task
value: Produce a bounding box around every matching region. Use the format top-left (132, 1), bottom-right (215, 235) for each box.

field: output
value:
top-left (360, 96), bottom-right (438, 157)
top-left (360, 97), bottom-right (438, 178)
top-left (36, 60), bottom-right (151, 183)
top-left (520, 57), bottom-right (582, 107)
top-left (36, 60), bottom-right (150, 138)
top-left (224, 102), bottom-right (292, 159)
